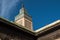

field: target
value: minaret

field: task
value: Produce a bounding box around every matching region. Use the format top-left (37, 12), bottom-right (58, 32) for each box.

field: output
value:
top-left (15, 4), bottom-right (33, 31)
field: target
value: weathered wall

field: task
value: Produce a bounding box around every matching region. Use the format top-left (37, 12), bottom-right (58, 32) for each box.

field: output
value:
top-left (37, 29), bottom-right (60, 40)
top-left (0, 32), bottom-right (34, 40)
top-left (0, 22), bottom-right (35, 40)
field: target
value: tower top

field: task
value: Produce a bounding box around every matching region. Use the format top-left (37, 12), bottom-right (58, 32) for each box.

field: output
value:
top-left (15, 1), bottom-right (33, 31)
top-left (15, 2), bottom-right (32, 21)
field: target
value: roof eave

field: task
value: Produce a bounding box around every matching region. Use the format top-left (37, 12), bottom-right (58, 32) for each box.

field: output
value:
top-left (0, 17), bottom-right (36, 36)
top-left (34, 20), bottom-right (60, 35)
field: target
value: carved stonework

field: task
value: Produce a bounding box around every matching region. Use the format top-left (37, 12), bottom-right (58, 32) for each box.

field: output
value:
top-left (37, 29), bottom-right (60, 40)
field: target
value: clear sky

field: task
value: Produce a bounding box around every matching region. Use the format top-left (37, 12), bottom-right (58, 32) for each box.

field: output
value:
top-left (0, 0), bottom-right (60, 30)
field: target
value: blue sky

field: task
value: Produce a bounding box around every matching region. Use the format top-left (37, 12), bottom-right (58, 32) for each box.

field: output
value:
top-left (0, 0), bottom-right (60, 30)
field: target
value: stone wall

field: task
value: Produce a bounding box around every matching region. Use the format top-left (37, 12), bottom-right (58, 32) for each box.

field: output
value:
top-left (0, 32), bottom-right (34, 40)
top-left (0, 22), bottom-right (35, 40)
top-left (37, 29), bottom-right (60, 40)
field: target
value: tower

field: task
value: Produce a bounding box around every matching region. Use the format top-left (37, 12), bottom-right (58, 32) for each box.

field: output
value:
top-left (15, 4), bottom-right (33, 31)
